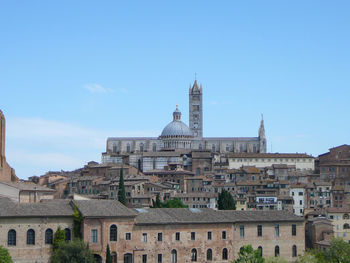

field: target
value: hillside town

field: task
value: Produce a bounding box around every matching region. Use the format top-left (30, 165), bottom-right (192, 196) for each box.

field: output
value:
top-left (1, 81), bottom-right (350, 263)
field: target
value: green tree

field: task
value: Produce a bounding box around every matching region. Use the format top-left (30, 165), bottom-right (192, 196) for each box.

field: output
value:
top-left (51, 239), bottom-right (95, 263)
top-left (53, 227), bottom-right (66, 251)
top-left (234, 245), bottom-right (264, 263)
top-left (314, 238), bottom-right (350, 263)
top-left (152, 193), bottom-right (162, 208)
top-left (0, 245), bottom-right (13, 263)
top-left (118, 169), bottom-right (126, 206)
top-left (296, 252), bottom-right (318, 263)
top-left (161, 198), bottom-right (188, 208)
top-left (218, 189), bottom-right (236, 210)
top-left (106, 244), bottom-right (112, 263)
top-left (265, 256), bottom-right (288, 263)
top-left (72, 204), bottom-right (83, 239)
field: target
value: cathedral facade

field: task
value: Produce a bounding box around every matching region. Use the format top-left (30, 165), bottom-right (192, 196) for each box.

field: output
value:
top-left (102, 80), bottom-right (266, 171)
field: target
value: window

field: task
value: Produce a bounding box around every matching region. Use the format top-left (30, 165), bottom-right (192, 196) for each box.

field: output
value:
top-left (157, 254), bottom-right (162, 263)
top-left (45, 229), bottom-right (53, 244)
top-left (124, 253), bottom-right (133, 263)
top-left (110, 225), bottom-right (118, 241)
top-left (222, 248), bottom-right (228, 260)
top-left (240, 225), bottom-right (245, 238)
top-left (91, 229), bottom-right (98, 243)
top-left (292, 245), bottom-right (297, 257)
top-left (126, 233), bottom-right (131, 240)
top-left (191, 248), bottom-right (197, 261)
top-left (65, 228), bottom-right (71, 242)
top-left (299, 200), bottom-right (303, 205)
top-left (27, 229), bottom-right (35, 245)
top-left (141, 232), bottom-right (148, 242)
top-left (171, 249), bottom-right (177, 263)
top-left (258, 246), bottom-right (263, 257)
top-left (157, 233), bottom-right (162, 241)
top-left (344, 223), bottom-right (350, 229)
top-left (207, 249), bottom-right (212, 261)
top-left (191, 232), bottom-right (196, 240)
top-left (175, 232), bottom-right (180, 241)
top-left (298, 192), bottom-right (303, 196)
top-left (275, 224), bottom-right (280, 237)
top-left (344, 214), bottom-right (350, 220)
top-left (292, 224), bottom-right (297, 236)
top-left (275, 246), bottom-right (280, 257)
top-left (142, 255), bottom-right (147, 263)
top-left (257, 225), bottom-right (262, 237)
top-left (222, 231), bottom-right (226, 240)
top-left (207, 231), bottom-right (212, 240)
top-left (8, 229), bottom-right (16, 246)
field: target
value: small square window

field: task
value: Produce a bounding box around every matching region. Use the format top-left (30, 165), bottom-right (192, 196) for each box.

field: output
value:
top-left (207, 231), bottom-right (212, 240)
top-left (191, 232), bottom-right (196, 241)
top-left (142, 233), bottom-right (147, 242)
top-left (157, 233), bottom-right (162, 242)
top-left (222, 231), bottom-right (226, 240)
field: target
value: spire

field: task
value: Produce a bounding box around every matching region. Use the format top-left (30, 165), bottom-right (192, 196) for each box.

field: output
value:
top-left (192, 79), bottom-right (199, 91)
top-left (259, 114), bottom-right (265, 138)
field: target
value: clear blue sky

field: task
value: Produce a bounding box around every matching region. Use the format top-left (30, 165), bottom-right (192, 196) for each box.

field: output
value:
top-left (1, 1), bottom-right (349, 179)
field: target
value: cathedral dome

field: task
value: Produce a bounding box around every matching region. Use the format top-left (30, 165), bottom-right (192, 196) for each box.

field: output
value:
top-left (161, 106), bottom-right (193, 138)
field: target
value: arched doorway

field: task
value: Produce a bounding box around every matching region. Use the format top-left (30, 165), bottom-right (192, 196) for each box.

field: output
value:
top-left (93, 254), bottom-right (102, 263)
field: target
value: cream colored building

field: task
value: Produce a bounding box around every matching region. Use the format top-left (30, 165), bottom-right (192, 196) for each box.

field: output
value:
top-left (0, 181), bottom-right (55, 203)
top-left (326, 207), bottom-right (350, 242)
top-left (228, 153), bottom-right (315, 171)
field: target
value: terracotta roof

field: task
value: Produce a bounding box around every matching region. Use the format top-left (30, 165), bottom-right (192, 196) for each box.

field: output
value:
top-left (73, 200), bottom-right (137, 218)
top-left (0, 198), bottom-right (73, 217)
top-left (135, 208), bottom-right (303, 225)
top-left (0, 182), bottom-right (55, 192)
top-left (326, 207), bottom-right (350, 213)
top-left (229, 153), bottom-right (314, 158)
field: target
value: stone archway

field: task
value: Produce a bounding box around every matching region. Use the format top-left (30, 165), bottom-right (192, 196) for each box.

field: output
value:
top-left (93, 254), bottom-right (102, 263)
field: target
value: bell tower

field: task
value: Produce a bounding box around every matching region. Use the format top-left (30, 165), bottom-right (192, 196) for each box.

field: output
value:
top-left (189, 79), bottom-right (203, 139)
top-left (0, 110), bottom-right (5, 168)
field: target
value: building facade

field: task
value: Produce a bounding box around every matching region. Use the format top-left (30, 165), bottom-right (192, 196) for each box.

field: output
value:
top-left (102, 80), bottom-right (267, 171)
top-left (0, 198), bottom-right (305, 263)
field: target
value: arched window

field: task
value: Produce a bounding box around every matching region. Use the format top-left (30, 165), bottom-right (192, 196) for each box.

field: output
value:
top-left (65, 228), bottom-right (71, 241)
top-left (140, 143), bottom-right (144, 152)
top-left (152, 143), bottom-right (157, 152)
top-left (207, 249), bottom-right (212, 261)
top-left (191, 248), bottom-right (197, 261)
top-left (111, 252), bottom-right (117, 263)
top-left (275, 246), bottom-right (280, 257)
top-left (343, 214), bottom-right (349, 220)
top-left (110, 225), bottom-right (118, 241)
top-left (45, 229), bottom-right (53, 244)
top-left (171, 249), bottom-right (177, 263)
top-left (344, 223), bottom-right (350, 229)
top-left (27, 229), bottom-right (35, 245)
top-left (222, 248), bottom-right (228, 260)
top-left (8, 229), bottom-right (16, 246)
top-left (292, 245), bottom-right (297, 257)
top-left (258, 246), bottom-right (263, 257)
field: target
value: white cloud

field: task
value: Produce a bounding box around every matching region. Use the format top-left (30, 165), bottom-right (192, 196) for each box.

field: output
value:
top-left (5, 117), bottom-right (160, 178)
top-left (84, 83), bottom-right (114, 93)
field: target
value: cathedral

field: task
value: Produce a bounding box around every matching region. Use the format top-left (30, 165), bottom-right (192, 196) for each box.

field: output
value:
top-left (102, 80), bottom-right (266, 171)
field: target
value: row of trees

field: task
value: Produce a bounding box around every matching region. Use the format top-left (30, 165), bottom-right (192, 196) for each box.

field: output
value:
top-left (234, 238), bottom-right (350, 263)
